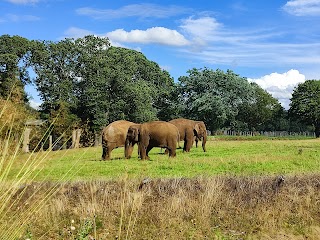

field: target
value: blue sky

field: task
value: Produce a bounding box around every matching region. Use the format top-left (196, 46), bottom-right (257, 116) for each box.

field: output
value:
top-left (1, 0), bottom-right (320, 109)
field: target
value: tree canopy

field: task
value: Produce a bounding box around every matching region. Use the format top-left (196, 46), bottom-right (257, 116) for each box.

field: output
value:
top-left (1, 34), bottom-right (316, 148)
top-left (178, 68), bottom-right (255, 131)
top-left (289, 80), bottom-right (320, 137)
top-left (30, 36), bottom-right (176, 137)
top-left (0, 34), bottom-right (31, 102)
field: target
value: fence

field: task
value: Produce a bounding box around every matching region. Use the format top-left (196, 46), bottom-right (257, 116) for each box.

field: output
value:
top-left (220, 130), bottom-right (315, 137)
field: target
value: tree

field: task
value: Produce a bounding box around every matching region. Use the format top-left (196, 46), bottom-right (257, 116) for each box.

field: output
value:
top-left (30, 36), bottom-right (177, 147)
top-left (0, 34), bottom-right (31, 102)
top-left (31, 38), bottom-right (78, 111)
top-left (0, 35), bottom-right (37, 143)
top-left (73, 35), bottom-right (111, 134)
top-left (289, 80), bottom-right (320, 137)
top-left (104, 47), bottom-right (176, 123)
top-left (178, 68), bottom-right (254, 131)
top-left (31, 38), bottom-right (83, 146)
top-left (237, 82), bottom-right (284, 131)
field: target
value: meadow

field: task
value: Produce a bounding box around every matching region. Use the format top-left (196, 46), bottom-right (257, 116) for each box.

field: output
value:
top-left (2, 137), bottom-right (320, 239)
top-left (7, 136), bottom-right (320, 181)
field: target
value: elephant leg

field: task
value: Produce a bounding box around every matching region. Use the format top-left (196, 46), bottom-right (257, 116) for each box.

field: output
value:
top-left (145, 145), bottom-right (153, 160)
top-left (202, 142), bottom-right (206, 152)
top-left (139, 145), bottom-right (147, 160)
top-left (125, 144), bottom-right (134, 159)
top-left (102, 146), bottom-right (111, 160)
top-left (167, 146), bottom-right (176, 157)
top-left (185, 139), bottom-right (193, 152)
top-left (102, 146), bottom-right (108, 160)
top-left (106, 144), bottom-right (115, 160)
top-left (183, 140), bottom-right (187, 152)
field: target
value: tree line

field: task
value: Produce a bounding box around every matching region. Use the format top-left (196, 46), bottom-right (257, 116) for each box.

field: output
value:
top-left (1, 34), bottom-right (319, 149)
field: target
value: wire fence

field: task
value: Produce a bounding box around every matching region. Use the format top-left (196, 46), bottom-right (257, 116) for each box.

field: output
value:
top-left (218, 130), bottom-right (315, 137)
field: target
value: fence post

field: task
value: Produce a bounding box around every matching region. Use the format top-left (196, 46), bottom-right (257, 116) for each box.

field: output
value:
top-left (22, 127), bottom-right (31, 153)
top-left (49, 135), bottom-right (52, 151)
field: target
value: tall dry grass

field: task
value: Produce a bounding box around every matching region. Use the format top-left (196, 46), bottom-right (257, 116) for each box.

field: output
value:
top-left (5, 175), bottom-right (320, 239)
top-left (2, 96), bottom-right (320, 239)
top-left (0, 97), bottom-right (93, 239)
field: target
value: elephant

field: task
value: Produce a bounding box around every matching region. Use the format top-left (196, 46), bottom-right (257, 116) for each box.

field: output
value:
top-left (125, 121), bottom-right (179, 160)
top-left (169, 118), bottom-right (207, 152)
top-left (101, 120), bottom-right (136, 160)
top-left (194, 121), bottom-right (208, 152)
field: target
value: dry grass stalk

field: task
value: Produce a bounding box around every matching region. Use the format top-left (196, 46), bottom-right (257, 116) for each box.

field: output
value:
top-left (3, 175), bottom-right (319, 239)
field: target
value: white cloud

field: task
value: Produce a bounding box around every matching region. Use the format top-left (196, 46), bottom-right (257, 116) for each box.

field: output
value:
top-left (76, 4), bottom-right (190, 20)
top-left (179, 16), bottom-right (221, 47)
top-left (248, 69), bottom-right (306, 109)
top-left (29, 99), bottom-right (41, 110)
top-left (180, 16), bottom-right (221, 38)
top-left (5, 14), bottom-right (40, 22)
top-left (106, 27), bottom-right (190, 46)
top-left (64, 26), bottom-right (189, 47)
top-left (5, 0), bottom-right (39, 4)
top-left (179, 18), bottom-right (320, 67)
top-left (62, 27), bottom-right (142, 50)
top-left (283, 0), bottom-right (320, 16)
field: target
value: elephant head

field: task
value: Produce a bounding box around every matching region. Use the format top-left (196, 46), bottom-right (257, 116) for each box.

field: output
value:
top-left (194, 121), bottom-right (207, 152)
top-left (125, 124), bottom-right (140, 158)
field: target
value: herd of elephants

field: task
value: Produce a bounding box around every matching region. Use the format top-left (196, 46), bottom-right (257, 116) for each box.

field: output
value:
top-left (101, 118), bottom-right (208, 160)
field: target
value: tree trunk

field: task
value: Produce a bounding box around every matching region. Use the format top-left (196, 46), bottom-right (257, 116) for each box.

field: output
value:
top-left (71, 129), bottom-right (82, 149)
top-left (22, 127), bottom-right (31, 153)
top-left (94, 132), bottom-right (100, 147)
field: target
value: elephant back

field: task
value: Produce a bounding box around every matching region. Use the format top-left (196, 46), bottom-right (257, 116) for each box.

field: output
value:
top-left (102, 120), bottom-right (135, 143)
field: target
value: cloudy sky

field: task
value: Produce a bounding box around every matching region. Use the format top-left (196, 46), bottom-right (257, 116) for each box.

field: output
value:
top-left (1, 0), bottom-right (320, 109)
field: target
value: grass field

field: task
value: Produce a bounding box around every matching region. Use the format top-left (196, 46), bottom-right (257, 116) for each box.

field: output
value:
top-left (8, 136), bottom-right (320, 181)
top-left (2, 136), bottom-right (320, 239)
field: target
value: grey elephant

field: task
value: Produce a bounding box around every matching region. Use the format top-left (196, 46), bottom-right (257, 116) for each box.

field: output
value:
top-left (101, 120), bottom-right (136, 160)
top-left (169, 118), bottom-right (207, 152)
top-left (125, 121), bottom-right (179, 160)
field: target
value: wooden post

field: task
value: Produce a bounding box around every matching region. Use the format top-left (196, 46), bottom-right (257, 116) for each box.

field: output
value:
top-left (71, 129), bottom-right (76, 149)
top-left (49, 135), bottom-right (52, 151)
top-left (71, 129), bottom-right (82, 149)
top-left (75, 129), bottom-right (82, 148)
top-left (22, 127), bottom-right (31, 153)
top-left (94, 132), bottom-right (101, 147)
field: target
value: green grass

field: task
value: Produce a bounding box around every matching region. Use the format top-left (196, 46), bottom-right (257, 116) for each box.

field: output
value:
top-left (9, 138), bottom-right (320, 181)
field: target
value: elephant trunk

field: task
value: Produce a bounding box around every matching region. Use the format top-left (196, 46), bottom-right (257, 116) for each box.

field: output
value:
top-left (125, 139), bottom-right (132, 159)
top-left (202, 131), bottom-right (207, 152)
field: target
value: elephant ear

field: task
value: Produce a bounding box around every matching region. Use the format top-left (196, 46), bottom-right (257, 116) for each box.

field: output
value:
top-left (194, 123), bottom-right (200, 136)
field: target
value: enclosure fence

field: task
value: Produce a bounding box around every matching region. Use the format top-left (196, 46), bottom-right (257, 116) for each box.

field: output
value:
top-left (220, 130), bottom-right (315, 137)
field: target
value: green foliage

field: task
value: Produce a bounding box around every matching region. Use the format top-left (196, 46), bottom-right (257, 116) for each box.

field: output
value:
top-left (3, 33), bottom-right (313, 145)
top-left (76, 219), bottom-right (94, 240)
top-left (237, 82), bottom-right (286, 131)
top-left (289, 80), bottom-right (320, 137)
top-left (0, 34), bottom-right (31, 102)
top-left (73, 35), bottom-right (111, 131)
top-left (30, 37), bottom-right (176, 138)
top-left (178, 68), bottom-right (254, 131)
top-left (105, 47), bottom-right (175, 123)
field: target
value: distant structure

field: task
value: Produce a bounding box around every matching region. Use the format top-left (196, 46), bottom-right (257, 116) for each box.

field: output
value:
top-left (22, 120), bottom-right (46, 153)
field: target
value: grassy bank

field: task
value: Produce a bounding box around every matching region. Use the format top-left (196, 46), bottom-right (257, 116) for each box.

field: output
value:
top-left (2, 137), bottom-right (320, 239)
top-left (3, 175), bottom-right (320, 239)
top-left (7, 138), bottom-right (320, 181)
